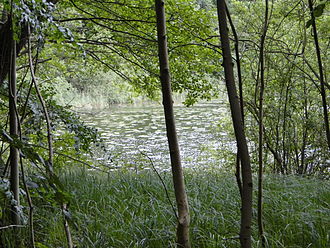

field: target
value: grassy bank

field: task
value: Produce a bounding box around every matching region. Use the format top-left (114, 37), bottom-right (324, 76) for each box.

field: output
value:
top-left (4, 170), bottom-right (330, 247)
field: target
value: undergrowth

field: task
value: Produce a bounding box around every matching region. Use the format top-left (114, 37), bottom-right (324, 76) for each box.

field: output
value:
top-left (2, 169), bottom-right (330, 247)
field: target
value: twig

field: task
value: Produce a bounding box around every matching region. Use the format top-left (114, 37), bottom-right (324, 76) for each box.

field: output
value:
top-left (0, 225), bottom-right (26, 230)
top-left (34, 143), bottom-right (109, 173)
top-left (21, 49), bottom-right (40, 123)
top-left (222, 236), bottom-right (240, 240)
top-left (1, 149), bottom-right (10, 178)
top-left (15, 75), bottom-right (36, 247)
top-left (17, 58), bottom-right (52, 71)
top-left (62, 203), bottom-right (74, 248)
top-left (139, 151), bottom-right (178, 221)
top-left (27, 25), bottom-right (54, 174)
top-left (19, 156), bottom-right (35, 248)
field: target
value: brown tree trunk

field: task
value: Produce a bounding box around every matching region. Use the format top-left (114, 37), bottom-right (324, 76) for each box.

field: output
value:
top-left (225, 4), bottom-right (243, 199)
top-left (307, 0), bottom-right (330, 150)
top-left (216, 1), bottom-right (253, 247)
top-left (0, 0), bottom-right (58, 86)
top-left (300, 71), bottom-right (308, 174)
top-left (257, 0), bottom-right (268, 246)
top-left (282, 81), bottom-right (290, 174)
top-left (8, 17), bottom-right (20, 226)
top-left (0, 18), bottom-right (12, 85)
top-left (155, 1), bottom-right (190, 247)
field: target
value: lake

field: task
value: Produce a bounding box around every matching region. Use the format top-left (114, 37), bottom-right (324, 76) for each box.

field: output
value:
top-left (80, 101), bottom-right (235, 171)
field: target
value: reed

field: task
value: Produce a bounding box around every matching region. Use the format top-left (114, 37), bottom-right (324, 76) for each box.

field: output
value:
top-left (6, 169), bottom-right (329, 247)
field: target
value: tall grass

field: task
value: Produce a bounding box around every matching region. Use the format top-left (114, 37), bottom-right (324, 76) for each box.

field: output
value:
top-left (5, 169), bottom-right (329, 247)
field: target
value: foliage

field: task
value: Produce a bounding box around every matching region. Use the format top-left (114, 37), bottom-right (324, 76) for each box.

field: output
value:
top-left (3, 169), bottom-right (328, 247)
top-left (40, 0), bottom-right (222, 106)
top-left (1, 0), bottom-right (329, 246)
top-left (227, 0), bottom-right (329, 174)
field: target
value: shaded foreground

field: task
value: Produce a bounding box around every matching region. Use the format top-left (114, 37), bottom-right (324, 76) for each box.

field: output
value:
top-left (3, 169), bottom-right (329, 247)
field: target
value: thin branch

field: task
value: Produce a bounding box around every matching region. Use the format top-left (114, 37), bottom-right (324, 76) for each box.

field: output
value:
top-left (86, 50), bottom-right (133, 82)
top-left (27, 25), bottom-right (54, 173)
top-left (21, 47), bottom-right (41, 124)
top-left (26, 142), bottom-right (110, 173)
top-left (28, 24), bottom-right (73, 248)
top-left (17, 58), bottom-right (52, 71)
top-left (139, 151), bottom-right (178, 221)
top-left (69, 0), bottom-right (156, 43)
top-left (169, 42), bottom-right (222, 55)
top-left (16, 75), bottom-right (36, 248)
top-left (19, 156), bottom-right (35, 247)
top-left (62, 203), bottom-right (73, 248)
top-left (0, 225), bottom-right (26, 230)
top-left (55, 17), bottom-right (155, 23)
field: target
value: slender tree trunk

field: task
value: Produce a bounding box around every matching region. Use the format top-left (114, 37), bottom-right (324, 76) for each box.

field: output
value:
top-left (155, 1), bottom-right (190, 247)
top-left (225, 5), bottom-right (244, 126)
top-left (282, 82), bottom-right (290, 174)
top-left (27, 25), bottom-right (54, 174)
top-left (307, 0), bottom-right (330, 150)
top-left (300, 71), bottom-right (308, 174)
top-left (8, 17), bottom-right (20, 226)
top-left (275, 79), bottom-right (285, 174)
top-left (257, 0), bottom-right (268, 246)
top-left (27, 25), bottom-right (73, 248)
top-left (216, 1), bottom-right (253, 247)
top-left (225, 4), bottom-right (243, 199)
top-left (0, 0), bottom-right (59, 86)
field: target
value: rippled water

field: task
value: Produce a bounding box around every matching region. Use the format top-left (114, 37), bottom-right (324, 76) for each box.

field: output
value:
top-left (80, 102), bottom-right (233, 171)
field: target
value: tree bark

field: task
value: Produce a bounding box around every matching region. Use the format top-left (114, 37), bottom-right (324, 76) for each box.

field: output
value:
top-left (307, 0), bottom-right (330, 150)
top-left (225, 4), bottom-right (243, 199)
top-left (0, 21), bottom-right (28, 86)
top-left (27, 25), bottom-right (54, 174)
top-left (155, 1), bottom-right (191, 247)
top-left (300, 72), bottom-right (308, 174)
top-left (8, 17), bottom-right (20, 226)
top-left (257, 0), bottom-right (268, 246)
top-left (216, 1), bottom-right (253, 247)
top-left (0, 0), bottom-right (58, 86)
top-left (0, 17), bottom-right (12, 85)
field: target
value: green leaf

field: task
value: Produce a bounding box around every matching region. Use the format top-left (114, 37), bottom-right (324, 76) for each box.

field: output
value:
top-left (35, 242), bottom-right (50, 248)
top-left (54, 190), bottom-right (71, 204)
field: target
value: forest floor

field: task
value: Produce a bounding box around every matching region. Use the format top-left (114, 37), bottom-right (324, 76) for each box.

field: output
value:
top-left (5, 169), bottom-right (330, 248)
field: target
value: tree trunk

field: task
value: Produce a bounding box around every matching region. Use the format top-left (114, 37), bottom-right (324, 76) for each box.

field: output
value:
top-left (0, 0), bottom-right (58, 86)
top-left (225, 4), bottom-right (243, 199)
top-left (300, 71), bottom-right (308, 174)
top-left (307, 0), bottom-right (330, 150)
top-left (282, 81), bottom-right (290, 174)
top-left (8, 17), bottom-right (20, 226)
top-left (257, 0), bottom-right (268, 246)
top-left (216, 1), bottom-right (253, 247)
top-left (0, 17), bottom-right (12, 85)
top-left (155, 1), bottom-right (190, 247)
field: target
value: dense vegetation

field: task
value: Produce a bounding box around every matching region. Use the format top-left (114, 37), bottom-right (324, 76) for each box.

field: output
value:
top-left (0, 0), bottom-right (329, 247)
top-left (4, 169), bottom-right (330, 247)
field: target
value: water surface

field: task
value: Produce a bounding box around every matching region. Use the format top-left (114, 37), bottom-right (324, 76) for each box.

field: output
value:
top-left (80, 102), bottom-right (233, 171)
